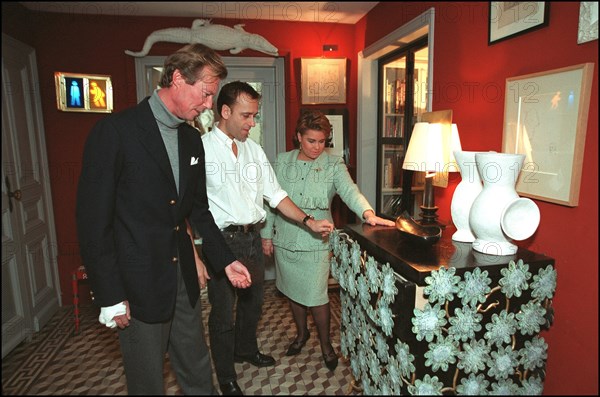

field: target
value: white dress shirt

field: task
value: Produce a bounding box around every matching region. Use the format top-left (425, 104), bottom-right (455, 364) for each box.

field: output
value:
top-left (202, 125), bottom-right (288, 229)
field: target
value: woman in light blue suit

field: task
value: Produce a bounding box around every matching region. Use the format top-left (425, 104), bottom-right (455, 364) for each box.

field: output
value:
top-left (261, 110), bottom-right (394, 371)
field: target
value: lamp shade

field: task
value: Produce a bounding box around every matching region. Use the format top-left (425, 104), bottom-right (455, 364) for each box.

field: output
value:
top-left (402, 122), bottom-right (444, 172)
top-left (443, 124), bottom-right (463, 172)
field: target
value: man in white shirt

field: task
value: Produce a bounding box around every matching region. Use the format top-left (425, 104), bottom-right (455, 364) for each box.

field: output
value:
top-left (202, 81), bottom-right (334, 395)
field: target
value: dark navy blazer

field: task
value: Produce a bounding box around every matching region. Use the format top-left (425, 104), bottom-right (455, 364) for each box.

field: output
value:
top-left (76, 98), bottom-right (235, 322)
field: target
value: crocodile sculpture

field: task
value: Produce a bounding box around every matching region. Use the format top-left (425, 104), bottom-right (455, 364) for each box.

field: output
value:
top-left (125, 19), bottom-right (278, 57)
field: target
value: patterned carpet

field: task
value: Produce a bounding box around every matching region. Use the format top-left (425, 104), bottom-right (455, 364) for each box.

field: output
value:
top-left (2, 281), bottom-right (359, 395)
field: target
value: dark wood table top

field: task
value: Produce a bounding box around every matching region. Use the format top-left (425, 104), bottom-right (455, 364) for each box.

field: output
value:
top-left (342, 223), bottom-right (555, 285)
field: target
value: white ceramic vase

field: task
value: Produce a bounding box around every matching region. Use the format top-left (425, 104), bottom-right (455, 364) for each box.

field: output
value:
top-left (469, 152), bottom-right (540, 255)
top-left (451, 151), bottom-right (483, 242)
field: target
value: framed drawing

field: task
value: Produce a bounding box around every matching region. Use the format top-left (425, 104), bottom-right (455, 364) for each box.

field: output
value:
top-left (501, 63), bottom-right (594, 207)
top-left (54, 72), bottom-right (113, 113)
top-left (489, 2), bottom-right (549, 44)
top-left (302, 108), bottom-right (349, 163)
top-left (301, 58), bottom-right (346, 104)
top-left (578, 2), bottom-right (599, 44)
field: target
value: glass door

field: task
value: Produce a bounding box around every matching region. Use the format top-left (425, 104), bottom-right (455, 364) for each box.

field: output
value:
top-left (379, 53), bottom-right (406, 216)
top-left (376, 38), bottom-right (428, 218)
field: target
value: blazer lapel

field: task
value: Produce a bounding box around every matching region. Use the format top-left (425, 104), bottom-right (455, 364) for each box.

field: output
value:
top-left (178, 125), bottom-right (194, 200)
top-left (134, 100), bottom-right (177, 190)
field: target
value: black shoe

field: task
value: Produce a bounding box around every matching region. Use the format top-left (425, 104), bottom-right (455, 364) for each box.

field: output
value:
top-left (219, 381), bottom-right (243, 396)
top-left (323, 349), bottom-right (338, 371)
top-left (234, 351), bottom-right (276, 367)
top-left (285, 331), bottom-right (310, 356)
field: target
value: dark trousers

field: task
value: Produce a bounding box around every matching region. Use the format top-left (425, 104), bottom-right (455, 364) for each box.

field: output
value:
top-left (118, 264), bottom-right (215, 395)
top-left (206, 229), bottom-right (265, 384)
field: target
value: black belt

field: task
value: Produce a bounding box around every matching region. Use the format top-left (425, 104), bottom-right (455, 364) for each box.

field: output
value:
top-left (222, 224), bottom-right (258, 233)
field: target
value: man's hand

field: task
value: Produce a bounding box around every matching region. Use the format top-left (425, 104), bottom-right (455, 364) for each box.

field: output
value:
top-left (112, 300), bottom-right (131, 329)
top-left (225, 261), bottom-right (252, 289)
top-left (186, 219), bottom-right (210, 288)
top-left (194, 252), bottom-right (210, 289)
top-left (262, 238), bottom-right (274, 256)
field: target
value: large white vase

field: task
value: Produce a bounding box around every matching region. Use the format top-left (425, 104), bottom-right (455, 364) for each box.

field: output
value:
top-left (451, 151), bottom-right (483, 242)
top-left (469, 152), bottom-right (540, 255)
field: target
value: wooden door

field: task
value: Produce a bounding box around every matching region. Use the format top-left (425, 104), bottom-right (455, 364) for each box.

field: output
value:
top-left (2, 33), bottom-right (61, 358)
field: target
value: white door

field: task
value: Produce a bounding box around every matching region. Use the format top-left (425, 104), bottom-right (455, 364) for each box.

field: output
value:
top-left (134, 56), bottom-right (285, 280)
top-left (223, 60), bottom-right (285, 280)
top-left (2, 34), bottom-right (61, 358)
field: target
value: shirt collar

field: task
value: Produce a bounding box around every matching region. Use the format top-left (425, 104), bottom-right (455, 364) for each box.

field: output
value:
top-left (213, 124), bottom-right (237, 147)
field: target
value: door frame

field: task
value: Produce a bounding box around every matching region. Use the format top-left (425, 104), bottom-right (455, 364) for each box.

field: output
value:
top-left (357, 8), bottom-right (435, 206)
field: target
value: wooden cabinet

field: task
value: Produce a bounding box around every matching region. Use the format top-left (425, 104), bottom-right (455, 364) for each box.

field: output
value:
top-left (331, 224), bottom-right (556, 394)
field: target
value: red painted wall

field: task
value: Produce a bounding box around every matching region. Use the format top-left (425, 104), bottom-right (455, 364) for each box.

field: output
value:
top-left (357, 2), bottom-right (598, 395)
top-left (1, 4), bottom-right (357, 307)
top-left (3, 2), bottom-right (597, 394)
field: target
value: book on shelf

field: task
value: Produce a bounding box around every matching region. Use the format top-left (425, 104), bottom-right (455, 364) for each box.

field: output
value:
top-left (394, 79), bottom-right (406, 113)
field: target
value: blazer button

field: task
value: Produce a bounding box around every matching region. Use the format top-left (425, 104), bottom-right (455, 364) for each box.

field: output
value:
top-left (169, 199), bottom-right (176, 205)
top-left (174, 225), bottom-right (180, 231)
top-left (172, 256), bottom-right (178, 263)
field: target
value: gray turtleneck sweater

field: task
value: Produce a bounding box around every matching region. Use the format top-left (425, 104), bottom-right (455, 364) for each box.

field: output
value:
top-left (148, 89), bottom-right (185, 194)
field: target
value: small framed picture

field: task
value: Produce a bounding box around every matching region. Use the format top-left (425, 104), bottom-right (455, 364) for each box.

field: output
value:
top-left (54, 72), bottom-right (113, 113)
top-left (301, 58), bottom-right (347, 104)
top-left (488, 2), bottom-right (549, 45)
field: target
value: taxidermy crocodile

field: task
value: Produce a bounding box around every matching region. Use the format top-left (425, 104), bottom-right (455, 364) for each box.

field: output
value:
top-left (125, 19), bottom-right (278, 57)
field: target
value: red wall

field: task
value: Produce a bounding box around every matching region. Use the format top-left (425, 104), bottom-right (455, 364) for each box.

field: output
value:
top-left (2, 2), bottom-right (358, 307)
top-left (3, 2), bottom-right (598, 395)
top-left (357, 2), bottom-right (598, 395)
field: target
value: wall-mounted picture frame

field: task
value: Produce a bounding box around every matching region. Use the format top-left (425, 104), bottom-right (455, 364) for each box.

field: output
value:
top-left (301, 108), bottom-right (349, 164)
top-left (577, 2), bottom-right (599, 44)
top-left (501, 63), bottom-right (594, 207)
top-left (54, 72), bottom-right (113, 113)
top-left (301, 58), bottom-right (346, 105)
top-left (488, 2), bottom-right (549, 45)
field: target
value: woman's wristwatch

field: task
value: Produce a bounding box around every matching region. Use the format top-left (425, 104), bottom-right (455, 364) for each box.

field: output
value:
top-left (302, 214), bottom-right (315, 226)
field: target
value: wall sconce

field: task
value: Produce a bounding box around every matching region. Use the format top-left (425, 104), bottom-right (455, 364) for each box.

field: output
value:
top-left (322, 44), bottom-right (338, 52)
top-left (402, 122), bottom-right (461, 225)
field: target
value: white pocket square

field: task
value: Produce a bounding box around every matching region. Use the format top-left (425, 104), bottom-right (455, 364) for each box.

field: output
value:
top-left (190, 157), bottom-right (199, 165)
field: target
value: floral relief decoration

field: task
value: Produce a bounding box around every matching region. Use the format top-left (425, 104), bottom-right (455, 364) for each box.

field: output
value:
top-left (330, 230), bottom-right (557, 395)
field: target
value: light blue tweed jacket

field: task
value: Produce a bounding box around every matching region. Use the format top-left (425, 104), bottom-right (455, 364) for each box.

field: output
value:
top-left (261, 149), bottom-right (372, 251)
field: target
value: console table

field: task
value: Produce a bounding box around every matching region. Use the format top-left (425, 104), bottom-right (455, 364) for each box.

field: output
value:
top-left (330, 224), bottom-right (556, 395)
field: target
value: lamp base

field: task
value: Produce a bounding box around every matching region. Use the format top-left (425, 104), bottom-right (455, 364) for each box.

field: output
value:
top-left (417, 205), bottom-right (446, 228)
top-left (418, 205), bottom-right (438, 224)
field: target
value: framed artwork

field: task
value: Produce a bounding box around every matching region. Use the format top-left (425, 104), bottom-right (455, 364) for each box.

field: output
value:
top-left (302, 108), bottom-right (349, 164)
top-left (488, 2), bottom-right (549, 45)
top-left (54, 72), bottom-right (113, 113)
top-left (301, 58), bottom-right (347, 104)
top-left (501, 63), bottom-right (594, 207)
top-left (578, 2), bottom-right (599, 44)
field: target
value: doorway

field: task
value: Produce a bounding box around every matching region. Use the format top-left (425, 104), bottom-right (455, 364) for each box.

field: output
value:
top-left (357, 8), bottom-right (434, 206)
top-left (134, 56), bottom-right (285, 279)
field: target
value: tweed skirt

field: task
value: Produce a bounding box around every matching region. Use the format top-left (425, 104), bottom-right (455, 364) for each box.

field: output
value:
top-left (274, 247), bottom-right (330, 307)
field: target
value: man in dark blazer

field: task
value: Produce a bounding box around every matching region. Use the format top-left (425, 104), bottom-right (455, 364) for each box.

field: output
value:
top-left (76, 43), bottom-right (250, 395)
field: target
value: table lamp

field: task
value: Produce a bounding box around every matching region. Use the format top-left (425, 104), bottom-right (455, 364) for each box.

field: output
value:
top-left (402, 122), bottom-right (461, 225)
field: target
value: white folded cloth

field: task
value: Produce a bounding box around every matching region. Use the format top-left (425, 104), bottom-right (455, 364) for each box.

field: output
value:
top-left (99, 302), bottom-right (127, 328)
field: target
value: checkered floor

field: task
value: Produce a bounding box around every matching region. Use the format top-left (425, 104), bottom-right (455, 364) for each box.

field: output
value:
top-left (2, 281), bottom-right (361, 395)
